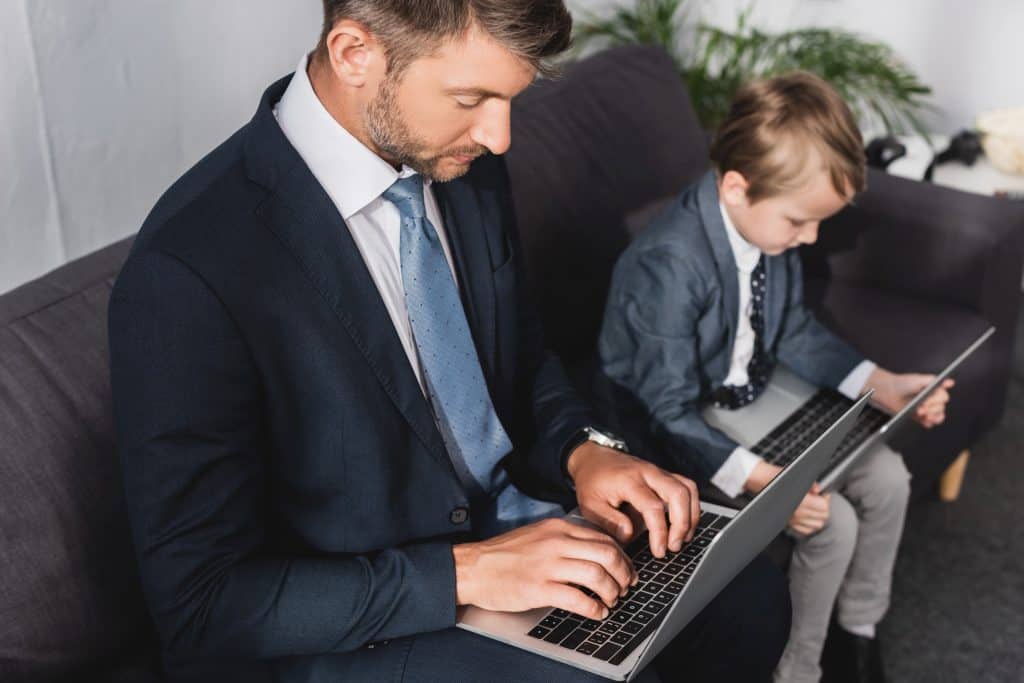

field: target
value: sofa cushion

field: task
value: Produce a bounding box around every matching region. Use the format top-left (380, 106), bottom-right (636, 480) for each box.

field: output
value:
top-left (0, 237), bottom-right (157, 681)
top-left (508, 45), bottom-right (709, 364)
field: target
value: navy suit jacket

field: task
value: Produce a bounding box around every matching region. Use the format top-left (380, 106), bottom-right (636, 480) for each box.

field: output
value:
top-left (108, 75), bottom-right (592, 680)
top-left (597, 170), bottom-right (863, 482)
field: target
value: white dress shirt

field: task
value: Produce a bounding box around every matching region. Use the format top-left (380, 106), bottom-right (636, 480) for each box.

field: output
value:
top-left (711, 203), bottom-right (876, 497)
top-left (273, 55), bottom-right (458, 395)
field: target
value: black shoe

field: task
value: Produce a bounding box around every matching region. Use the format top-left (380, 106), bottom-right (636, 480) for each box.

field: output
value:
top-left (820, 621), bottom-right (886, 683)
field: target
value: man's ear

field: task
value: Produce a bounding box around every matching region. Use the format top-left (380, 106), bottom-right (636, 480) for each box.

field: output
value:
top-left (719, 169), bottom-right (751, 207)
top-left (323, 19), bottom-right (383, 88)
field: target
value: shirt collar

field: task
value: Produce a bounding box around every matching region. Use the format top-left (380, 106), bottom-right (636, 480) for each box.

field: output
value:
top-left (718, 202), bottom-right (762, 273)
top-left (273, 54), bottom-right (428, 220)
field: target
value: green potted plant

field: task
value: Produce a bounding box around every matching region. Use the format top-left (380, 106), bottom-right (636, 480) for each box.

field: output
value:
top-left (574, 0), bottom-right (934, 138)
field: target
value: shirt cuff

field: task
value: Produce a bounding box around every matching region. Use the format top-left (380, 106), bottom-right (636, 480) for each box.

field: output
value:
top-left (710, 447), bottom-right (764, 498)
top-left (837, 360), bottom-right (878, 400)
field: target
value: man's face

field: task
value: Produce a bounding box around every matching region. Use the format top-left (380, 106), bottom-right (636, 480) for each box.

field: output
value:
top-left (365, 24), bottom-right (537, 182)
top-left (720, 165), bottom-right (854, 255)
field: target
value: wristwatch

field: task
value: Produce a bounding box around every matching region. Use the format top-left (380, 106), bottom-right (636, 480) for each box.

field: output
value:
top-left (568, 426), bottom-right (629, 454)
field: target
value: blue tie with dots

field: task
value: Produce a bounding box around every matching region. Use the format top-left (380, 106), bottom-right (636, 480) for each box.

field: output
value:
top-left (716, 254), bottom-right (773, 409)
top-left (383, 175), bottom-right (561, 536)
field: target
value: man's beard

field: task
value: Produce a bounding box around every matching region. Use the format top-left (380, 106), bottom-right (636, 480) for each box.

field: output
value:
top-left (365, 75), bottom-right (487, 182)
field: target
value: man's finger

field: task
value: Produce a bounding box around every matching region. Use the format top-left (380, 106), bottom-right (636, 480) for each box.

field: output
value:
top-left (560, 531), bottom-right (635, 592)
top-left (581, 502), bottom-right (634, 545)
top-left (648, 473), bottom-right (693, 551)
top-left (544, 582), bottom-right (608, 620)
top-left (627, 486), bottom-right (670, 558)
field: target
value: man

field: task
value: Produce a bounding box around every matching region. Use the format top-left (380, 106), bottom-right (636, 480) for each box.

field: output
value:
top-left (109, 2), bottom-right (790, 681)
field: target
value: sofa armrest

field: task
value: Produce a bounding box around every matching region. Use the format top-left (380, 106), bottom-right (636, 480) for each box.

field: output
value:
top-left (802, 168), bottom-right (1024, 333)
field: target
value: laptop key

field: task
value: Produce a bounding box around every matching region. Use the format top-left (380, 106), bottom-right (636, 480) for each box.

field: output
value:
top-left (552, 609), bottom-right (570, 618)
top-left (600, 622), bottom-right (620, 634)
top-left (560, 628), bottom-right (590, 650)
top-left (576, 642), bottom-right (599, 656)
top-left (539, 616), bottom-right (561, 629)
top-left (593, 643), bottom-right (622, 661)
top-left (621, 621), bottom-right (644, 635)
top-left (528, 626), bottom-right (550, 639)
top-left (646, 560), bottom-right (665, 572)
top-left (621, 601), bottom-right (642, 613)
top-left (543, 619), bottom-right (581, 644)
top-left (665, 581), bottom-right (685, 594)
top-left (580, 619), bottom-right (601, 631)
top-left (588, 632), bottom-right (609, 644)
top-left (634, 591), bottom-right (656, 604)
top-left (611, 611), bottom-right (631, 624)
top-left (653, 591), bottom-right (673, 604)
top-left (643, 601), bottom-right (666, 615)
top-left (611, 632), bottom-right (632, 645)
top-left (633, 611), bottom-right (654, 624)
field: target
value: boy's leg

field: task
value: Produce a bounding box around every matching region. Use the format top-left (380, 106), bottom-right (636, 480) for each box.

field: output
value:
top-left (835, 444), bottom-right (911, 632)
top-left (775, 493), bottom-right (859, 683)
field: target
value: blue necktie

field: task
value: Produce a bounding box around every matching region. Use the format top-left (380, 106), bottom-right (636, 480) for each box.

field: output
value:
top-left (715, 254), bottom-right (773, 409)
top-left (383, 175), bottom-right (561, 536)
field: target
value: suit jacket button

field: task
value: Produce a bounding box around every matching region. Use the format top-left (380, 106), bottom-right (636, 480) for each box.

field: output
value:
top-left (449, 507), bottom-right (469, 525)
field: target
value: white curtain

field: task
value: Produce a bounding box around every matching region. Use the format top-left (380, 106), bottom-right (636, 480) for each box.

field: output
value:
top-left (0, 0), bottom-right (321, 294)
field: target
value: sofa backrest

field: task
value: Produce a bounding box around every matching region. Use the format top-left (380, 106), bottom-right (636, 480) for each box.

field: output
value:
top-left (508, 45), bottom-right (709, 374)
top-left (0, 237), bottom-right (155, 681)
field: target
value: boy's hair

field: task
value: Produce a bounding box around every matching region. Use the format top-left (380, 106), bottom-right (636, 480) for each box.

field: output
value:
top-left (709, 71), bottom-right (867, 202)
top-left (315, 0), bottom-right (572, 78)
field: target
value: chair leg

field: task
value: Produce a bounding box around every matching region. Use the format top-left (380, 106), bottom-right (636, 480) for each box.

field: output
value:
top-left (938, 450), bottom-right (970, 502)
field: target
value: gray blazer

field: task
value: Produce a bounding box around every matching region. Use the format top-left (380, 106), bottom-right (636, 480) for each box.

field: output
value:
top-left (597, 170), bottom-right (863, 481)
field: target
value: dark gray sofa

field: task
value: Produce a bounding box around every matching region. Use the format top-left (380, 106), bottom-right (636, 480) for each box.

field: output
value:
top-left (2, 45), bottom-right (1021, 681)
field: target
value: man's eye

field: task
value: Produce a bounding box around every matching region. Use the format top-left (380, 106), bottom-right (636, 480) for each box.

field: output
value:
top-left (455, 98), bottom-right (482, 109)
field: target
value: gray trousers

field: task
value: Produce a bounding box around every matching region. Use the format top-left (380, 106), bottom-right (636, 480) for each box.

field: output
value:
top-left (774, 444), bottom-right (911, 683)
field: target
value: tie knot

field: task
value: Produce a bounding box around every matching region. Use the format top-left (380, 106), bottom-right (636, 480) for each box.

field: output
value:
top-left (383, 175), bottom-right (426, 220)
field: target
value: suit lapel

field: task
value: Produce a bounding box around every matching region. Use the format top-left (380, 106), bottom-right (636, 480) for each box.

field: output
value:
top-left (243, 78), bottom-right (451, 472)
top-left (695, 171), bottom-right (741, 363)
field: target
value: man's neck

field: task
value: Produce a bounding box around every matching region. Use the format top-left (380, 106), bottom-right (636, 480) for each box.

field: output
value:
top-left (306, 55), bottom-right (401, 170)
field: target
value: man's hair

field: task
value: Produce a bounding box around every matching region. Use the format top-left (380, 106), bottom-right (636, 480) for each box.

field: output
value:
top-left (709, 71), bottom-right (867, 203)
top-left (315, 0), bottom-right (573, 77)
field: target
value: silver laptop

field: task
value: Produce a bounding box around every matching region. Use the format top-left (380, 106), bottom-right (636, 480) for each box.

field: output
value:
top-left (456, 392), bottom-right (872, 681)
top-left (703, 326), bottom-right (994, 493)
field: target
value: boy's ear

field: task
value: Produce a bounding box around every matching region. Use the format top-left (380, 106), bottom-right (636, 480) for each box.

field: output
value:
top-left (719, 170), bottom-right (750, 207)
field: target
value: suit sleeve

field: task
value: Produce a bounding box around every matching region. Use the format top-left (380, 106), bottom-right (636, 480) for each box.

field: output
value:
top-left (774, 251), bottom-right (865, 389)
top-left (493, 159), bottom-right (593, 496)
top-left (109, 249), bottom-right (456, 662)
top-left (597, 246), bottom-right (742, 481)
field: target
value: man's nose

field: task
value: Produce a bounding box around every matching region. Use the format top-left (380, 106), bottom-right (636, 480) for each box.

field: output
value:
top-left (470, 99), bottom-right (512, 155)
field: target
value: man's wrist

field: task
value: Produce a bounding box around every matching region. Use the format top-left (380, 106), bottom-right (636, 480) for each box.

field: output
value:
top-left (452, 542), bottom-right (480, 607)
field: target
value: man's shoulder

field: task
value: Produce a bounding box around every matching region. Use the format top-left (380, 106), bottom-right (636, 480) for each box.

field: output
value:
top-left (119, 121), bottom-right (272, 281)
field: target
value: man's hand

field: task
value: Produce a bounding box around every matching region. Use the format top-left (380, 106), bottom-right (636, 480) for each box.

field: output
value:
top-left (865, 367), bottom-right (954, 428)
top-left (453, 517), bottom-right (637, 619)
top-left (787, 484), bottom-right (831, 536)
top-left (567, 442), bottom-right (700, 558)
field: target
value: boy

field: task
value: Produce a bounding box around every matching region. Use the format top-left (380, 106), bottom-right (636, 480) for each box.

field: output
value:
top-left (596, 72), bottom-right (953, 683)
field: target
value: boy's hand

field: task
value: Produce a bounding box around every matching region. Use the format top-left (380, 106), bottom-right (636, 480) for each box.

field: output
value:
top-left (744, 460), bottom-right (783, 494)
top-left (788, 484), bottom-right (831, 536)
top-left (743, 461), bottom-right (829, 534)
top-left (865, 367), bottom-right (954, 428)
top-left (567, 442), bottom-right (700, 558)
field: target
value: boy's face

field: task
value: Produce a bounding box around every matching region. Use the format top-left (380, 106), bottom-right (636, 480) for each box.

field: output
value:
top-left (718, 168), bottom-right (854, 255)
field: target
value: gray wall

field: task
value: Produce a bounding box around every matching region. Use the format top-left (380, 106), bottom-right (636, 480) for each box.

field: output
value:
top-left (2, 0), bottom-right (1022, 293)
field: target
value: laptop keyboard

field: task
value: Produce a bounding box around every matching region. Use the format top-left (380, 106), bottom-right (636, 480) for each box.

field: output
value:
top-left (753, 390), bottom-right (888, 477)
top-left (526, 511), bottom-right (729, 665)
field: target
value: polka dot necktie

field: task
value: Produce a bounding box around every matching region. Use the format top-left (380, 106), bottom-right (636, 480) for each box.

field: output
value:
top-left (383, 176), bottom-right (561, 533)
top-left (715, 254), bottom-right (773, 409)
